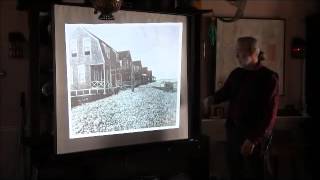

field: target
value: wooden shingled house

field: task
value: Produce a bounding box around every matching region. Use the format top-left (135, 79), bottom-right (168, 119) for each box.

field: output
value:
top-left (68, 27), bottom-right (122, 105)
top-left (68, 27), bottom-right (156, 106)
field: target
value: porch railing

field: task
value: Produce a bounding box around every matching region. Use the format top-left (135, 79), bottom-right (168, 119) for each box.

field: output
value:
top-left (91, 81), bottom-right (105, 88)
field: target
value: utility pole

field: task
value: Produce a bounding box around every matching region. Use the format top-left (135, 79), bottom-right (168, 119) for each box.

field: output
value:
top-left (131, 64), bottom-right (134, 92)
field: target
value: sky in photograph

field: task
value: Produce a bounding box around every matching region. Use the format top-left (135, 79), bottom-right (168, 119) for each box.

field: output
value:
top-left (65, 23), bottom-right (183, 80)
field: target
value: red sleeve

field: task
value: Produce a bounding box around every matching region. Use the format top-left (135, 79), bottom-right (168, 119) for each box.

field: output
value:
top-left (208, 68), bottom-right (238, 105)
top-left (248, 73), bottom-right (279, 144)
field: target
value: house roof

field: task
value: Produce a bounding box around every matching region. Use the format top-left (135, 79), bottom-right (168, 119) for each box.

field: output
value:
top-left (142, 67), bottom-right (148, 73)
top-left (118, 51), bottom-right (132, 61)
top-left (132, 61), bottom-right (142, 66)
top-left (81, 27), bottom-right (117, 53)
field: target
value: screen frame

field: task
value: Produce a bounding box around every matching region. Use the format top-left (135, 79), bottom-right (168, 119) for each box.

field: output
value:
top-left (53, 4), bottom-right (196, 155)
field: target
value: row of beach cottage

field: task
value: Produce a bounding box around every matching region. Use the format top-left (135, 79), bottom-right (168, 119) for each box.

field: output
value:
top-left (68, 27), bottom-right (155, 106)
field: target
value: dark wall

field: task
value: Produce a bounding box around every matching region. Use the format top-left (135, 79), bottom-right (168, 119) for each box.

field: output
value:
top-left (305, 13), bottom-right (319, 180)
top-left (122, 0), bottom-right (193, 11)
top-left (305, 15), bottom-right (319, 117)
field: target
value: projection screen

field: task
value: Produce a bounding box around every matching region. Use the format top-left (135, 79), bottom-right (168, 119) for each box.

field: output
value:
top-left (54, 4), bottom-right (188, 154)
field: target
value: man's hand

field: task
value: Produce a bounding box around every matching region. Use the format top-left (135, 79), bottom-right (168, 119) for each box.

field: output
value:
top-left (241, 139), bottom-right (255, 157)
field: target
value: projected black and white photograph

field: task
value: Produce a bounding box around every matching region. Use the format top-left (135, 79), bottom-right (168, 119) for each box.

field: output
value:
top-left (65, 23), bottom-right (183, 138)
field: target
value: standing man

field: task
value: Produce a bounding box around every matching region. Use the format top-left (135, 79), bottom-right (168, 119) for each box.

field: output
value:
top-left (204, 36), bottom-right (279, 180)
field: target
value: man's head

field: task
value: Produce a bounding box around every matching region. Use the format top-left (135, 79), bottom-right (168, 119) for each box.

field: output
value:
top-left (236, 36), bottom-right (260, 68)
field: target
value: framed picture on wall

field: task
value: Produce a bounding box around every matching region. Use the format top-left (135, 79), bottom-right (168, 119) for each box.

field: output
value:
top-left (215, 18), bottom-right (285, 95)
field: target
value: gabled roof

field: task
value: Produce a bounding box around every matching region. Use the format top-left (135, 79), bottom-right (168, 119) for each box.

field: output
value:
top-left (118, 50), bottom-right (132, 61)
top-left (132, 61), bottom-right (142, 66)
top-left (80, 27), bottom-right (117, 53)
top-left (142, 67), bottom-right (148, 72)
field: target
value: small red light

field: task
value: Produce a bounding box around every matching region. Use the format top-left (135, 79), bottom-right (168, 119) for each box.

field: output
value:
top-left (291, 38), bottom-right (305, 59)
top-left (292, 48), bottom-right (302, 52)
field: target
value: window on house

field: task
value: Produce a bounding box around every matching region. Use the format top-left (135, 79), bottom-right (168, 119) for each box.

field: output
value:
top-left (119, 60), bottom-right (122, 68)
top-left (71, 39), bottom-right (77, 57)
top-left (78, 64), bottom-right (86, 83)
top-left (83, 38), bottom-right (91, 56)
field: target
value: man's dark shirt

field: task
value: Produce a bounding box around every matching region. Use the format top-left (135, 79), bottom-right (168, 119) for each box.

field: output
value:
top-left (209, 65), bottom-right (279, 144)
